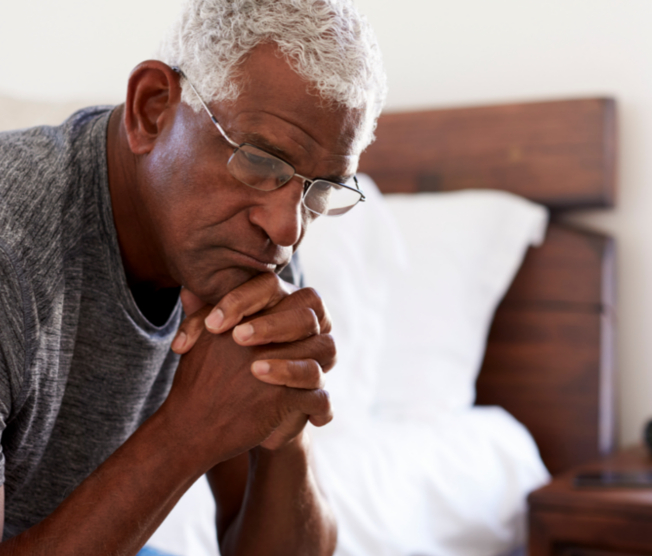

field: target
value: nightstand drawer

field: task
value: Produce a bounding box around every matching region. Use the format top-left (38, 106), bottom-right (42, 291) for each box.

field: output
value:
top-left (529, 447), bottom-right (652, 556)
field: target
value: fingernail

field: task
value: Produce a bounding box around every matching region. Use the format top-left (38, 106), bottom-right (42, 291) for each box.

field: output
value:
top-left (233, 323), bottom-right (255, 342)
top-left (205, 308), bottom-right (224, 332)
top-left (171, 331), bottom-right (187, 353)
top-left (252, 361), bottom-right (271, 375)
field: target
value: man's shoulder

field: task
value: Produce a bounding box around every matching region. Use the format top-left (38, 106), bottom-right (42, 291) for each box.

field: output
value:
top-left (0, 106), bottom-right (114, 323)
top-left (0, 105), bottom-right (113, 195)
top-left (0, 106), bottom-right (113, 253)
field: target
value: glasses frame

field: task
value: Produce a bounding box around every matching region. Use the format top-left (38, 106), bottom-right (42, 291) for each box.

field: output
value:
top-left (171, 66), bottom-right (366, 215)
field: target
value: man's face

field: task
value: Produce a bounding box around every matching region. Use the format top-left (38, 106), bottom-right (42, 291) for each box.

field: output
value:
top-left (139, 44), bottom-right (363, 304)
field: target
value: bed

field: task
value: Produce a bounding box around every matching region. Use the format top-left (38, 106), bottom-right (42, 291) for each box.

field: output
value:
top-left (0, 95), bottom-right (617, 556)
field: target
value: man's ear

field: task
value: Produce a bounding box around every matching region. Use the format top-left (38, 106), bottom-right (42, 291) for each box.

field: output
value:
top-left (123, 60), bottom-right (182, 155)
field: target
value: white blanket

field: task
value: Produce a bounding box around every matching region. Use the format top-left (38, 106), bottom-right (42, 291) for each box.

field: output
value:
top-left (311, 409), bottom-right (548, 556)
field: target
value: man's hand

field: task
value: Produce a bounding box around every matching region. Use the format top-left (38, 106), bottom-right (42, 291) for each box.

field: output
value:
top-left (172, 272), bottom-right (331, 349)
top-left (169, 272), bottom-right (335, 452)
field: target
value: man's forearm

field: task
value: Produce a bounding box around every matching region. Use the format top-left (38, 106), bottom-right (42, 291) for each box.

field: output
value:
top-left (217, 432), bottom-right (337, 556)
top-left (0, 407), bottom-right (204, 556)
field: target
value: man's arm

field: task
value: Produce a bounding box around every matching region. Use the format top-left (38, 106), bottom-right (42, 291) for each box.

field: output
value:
top-left (0, 401), bottom-right (206, 554)
top-left (208, 433), bottom-right (337, 556)
top-left (173, 274), bottom-right (337, 556)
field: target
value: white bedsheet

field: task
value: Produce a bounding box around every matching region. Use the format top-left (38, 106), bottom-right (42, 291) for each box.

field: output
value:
top-left (310, 408), bottom-right (549, 556)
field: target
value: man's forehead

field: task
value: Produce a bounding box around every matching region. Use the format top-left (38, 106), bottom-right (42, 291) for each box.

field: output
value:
top-left (212, 44), bottom-right (366, 157)
top-left (228, 108), bottom-right (362, 155)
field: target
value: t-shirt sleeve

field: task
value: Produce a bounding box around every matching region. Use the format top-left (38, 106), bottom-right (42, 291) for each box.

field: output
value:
top-left (0, 242), bottom-right (29, 486)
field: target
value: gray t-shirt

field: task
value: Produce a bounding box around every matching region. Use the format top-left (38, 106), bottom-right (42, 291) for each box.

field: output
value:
top-left (0, 107), bottom-right (183, 539)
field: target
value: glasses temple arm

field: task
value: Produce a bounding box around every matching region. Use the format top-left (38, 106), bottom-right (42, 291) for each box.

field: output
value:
top-left (170, 66), bottom-right (240, 149)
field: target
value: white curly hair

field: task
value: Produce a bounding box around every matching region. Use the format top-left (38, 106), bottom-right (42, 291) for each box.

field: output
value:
top-left (156, 0), bottom-right (386, 152)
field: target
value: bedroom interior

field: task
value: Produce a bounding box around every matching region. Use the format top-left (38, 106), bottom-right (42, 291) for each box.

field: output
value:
top-left (2, 0), bottom-right (652, 555)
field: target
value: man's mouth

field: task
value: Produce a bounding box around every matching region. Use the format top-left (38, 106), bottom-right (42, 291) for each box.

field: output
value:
top-left (225, 248), bottom-right (286, 273)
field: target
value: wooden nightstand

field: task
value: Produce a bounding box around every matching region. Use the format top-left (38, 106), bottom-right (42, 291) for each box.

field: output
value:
top-left (528, 446), bottom-right (652, 555)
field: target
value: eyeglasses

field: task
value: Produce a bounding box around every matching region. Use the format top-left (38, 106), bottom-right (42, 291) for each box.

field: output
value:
top-left (171, 67), bottom-right (365, 217)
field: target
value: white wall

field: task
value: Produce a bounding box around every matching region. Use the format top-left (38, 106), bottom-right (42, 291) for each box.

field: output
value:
top-left (353, 0), bottom-right (652, 448)
top-left (1, 0), bottom-right (650, 447)
top-left (0, 0), bottom-right (182, 103)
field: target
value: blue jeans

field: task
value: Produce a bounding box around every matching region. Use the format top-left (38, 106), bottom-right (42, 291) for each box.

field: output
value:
top-left (137, 547), bottom-right (179, 556)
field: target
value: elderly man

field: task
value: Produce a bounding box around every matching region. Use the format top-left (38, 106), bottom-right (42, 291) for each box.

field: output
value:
top-left (0, 0), bottom-right (386, 554)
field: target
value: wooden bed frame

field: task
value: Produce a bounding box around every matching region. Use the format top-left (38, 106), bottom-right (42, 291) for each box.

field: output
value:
top-left (358, 98), bottom-right (617, 475)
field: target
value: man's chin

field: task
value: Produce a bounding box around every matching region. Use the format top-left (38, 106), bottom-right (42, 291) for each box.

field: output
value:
top-left (186, 266), bottom-right (263, 306)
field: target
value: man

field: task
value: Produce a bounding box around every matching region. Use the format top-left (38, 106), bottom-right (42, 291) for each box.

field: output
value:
top-left (0, 0), bottom-right (386, 554)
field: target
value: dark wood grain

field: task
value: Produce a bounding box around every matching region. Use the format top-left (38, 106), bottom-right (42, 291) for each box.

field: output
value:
top-left (476, 224), bottom-right (616, 474)
top-left (529, 447), bottom-right (652, 556)
top-left (359, 98), bottom-right (616, 209)
top-left (502, 225), bottom-right (610, 308)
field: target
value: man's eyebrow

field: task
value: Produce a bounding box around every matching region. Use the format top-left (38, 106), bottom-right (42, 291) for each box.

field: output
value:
top-left (322, 173), bottom-right (351, 184)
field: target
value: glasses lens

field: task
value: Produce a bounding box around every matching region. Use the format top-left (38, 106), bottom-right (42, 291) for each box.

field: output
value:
top-left (304, 179), bottom-right (362, 216)
top-left (228, 144), bottom-right (294, 191)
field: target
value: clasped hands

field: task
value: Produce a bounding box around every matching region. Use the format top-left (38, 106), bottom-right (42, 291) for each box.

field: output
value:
top-left (168, 272), bottom-right (335, 458)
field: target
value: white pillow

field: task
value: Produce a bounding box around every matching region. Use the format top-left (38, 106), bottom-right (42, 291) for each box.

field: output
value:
top-left (299, 174), bottom-right (406, 416)
top-left (374, 189), bottom-right (548, 419)
top-left (300, 176), bottom-right (547, 420)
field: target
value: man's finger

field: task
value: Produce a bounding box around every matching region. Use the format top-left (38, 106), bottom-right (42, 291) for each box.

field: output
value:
top-left (308, 413), bottom-right (332, 427)
top-left (260, 412), bottom-right (308, 450)
top-left (233, 307), bottom-right (320, 346)
top-left (204, 273), bottom-right (293, 334)
top-left (172, 305), bottom-right (212, 354)
top-left (262, 287), bottom-right (332, 334)
top-left (256, 334), bottom-right (337, 373)
top-left (251, 359), bottom-right (325, 389)
top-left (180, 287), bottom-right (207, 316)
top-left (289, 388), bottom-right (333, 428)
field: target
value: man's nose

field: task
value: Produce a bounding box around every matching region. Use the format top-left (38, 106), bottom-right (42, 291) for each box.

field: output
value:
top-left (248, 180), bottom-right (304, 247)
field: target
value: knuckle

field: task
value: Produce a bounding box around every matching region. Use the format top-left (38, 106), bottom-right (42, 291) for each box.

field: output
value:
top-left (277, 361), bottom-right (293, 382)
top-left (320, 307), bottom-right (333, 334)
top-left (302, 287), bottom-right (322, 305)
top-left (296, 288), bottom-right (329, 329)
top-left (219, 288), bottom-right (247, 314)
top-left (310, 361), bottom-right (325, 388)
top-left (322, 334), bottom-right (337, 357)
top-left (300, 307), bottom-right (320, 334)
top-left (318, 389), bottom-right (332, 413)
top-left (293, 287), bottom-right (322, 310)
top-left (251, 316), bottom-right (271, 337)
top-left (320, 334), bottom-right (337, 371)
top-left (301, 360), bottom-right (318, 383)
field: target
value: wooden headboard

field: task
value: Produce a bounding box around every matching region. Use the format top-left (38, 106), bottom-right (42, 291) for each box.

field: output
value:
top-left (358, 98), bottom-right (617, 475)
